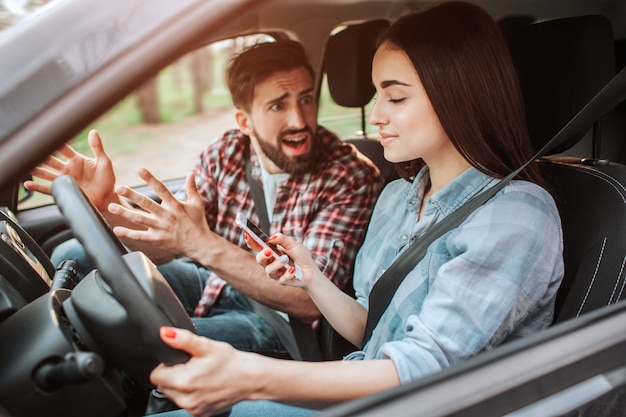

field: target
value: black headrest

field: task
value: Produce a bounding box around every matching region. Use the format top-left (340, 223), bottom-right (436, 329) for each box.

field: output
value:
top-left (502, 15), bottom-right (616, 154)
top-left (323, 19), bottom-right (390, 108)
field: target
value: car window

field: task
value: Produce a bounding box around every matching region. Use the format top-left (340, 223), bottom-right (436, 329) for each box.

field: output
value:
top-left (18, 33), bottom-right (373, 211)
top-left (17, 34), bottom-right (276, 209)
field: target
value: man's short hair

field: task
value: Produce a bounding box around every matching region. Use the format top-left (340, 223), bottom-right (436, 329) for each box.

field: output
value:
top-left (226, 39), bottom-right (315, 113)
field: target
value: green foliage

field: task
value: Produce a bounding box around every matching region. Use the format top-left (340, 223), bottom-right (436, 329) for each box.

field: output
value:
top-left (69, 61), bottom-right (232, 155)
top-left (70, 64), bottom-right (364, 158)
top-left (19, 45), bottom-right (366, 211)
top-left (71, 95), bottom-right (143, 155)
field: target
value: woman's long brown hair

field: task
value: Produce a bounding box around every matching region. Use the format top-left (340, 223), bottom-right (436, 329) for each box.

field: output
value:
top-left (380, 1), bottom-right (545, 187)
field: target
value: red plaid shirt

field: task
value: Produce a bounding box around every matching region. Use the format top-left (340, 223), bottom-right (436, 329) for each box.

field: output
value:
top-left (193, 127), bottom-right (384, 316)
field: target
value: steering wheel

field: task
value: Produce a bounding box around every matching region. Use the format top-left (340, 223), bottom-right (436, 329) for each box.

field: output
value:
top-left (50, 175), bottom-right (195, 383)
top-left (0, 207), bottom-right (54, 302)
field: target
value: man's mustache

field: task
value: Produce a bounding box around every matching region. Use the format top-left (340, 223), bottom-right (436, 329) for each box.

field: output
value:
top-left (278, 127), bottom-right (313, 140)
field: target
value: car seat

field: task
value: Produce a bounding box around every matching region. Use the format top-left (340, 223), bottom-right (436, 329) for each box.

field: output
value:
top-left (501, 15), bottom-right (626, 323)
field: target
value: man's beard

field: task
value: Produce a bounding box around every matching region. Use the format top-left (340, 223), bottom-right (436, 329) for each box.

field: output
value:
top-left (253, 126), bottom-right (318, 175)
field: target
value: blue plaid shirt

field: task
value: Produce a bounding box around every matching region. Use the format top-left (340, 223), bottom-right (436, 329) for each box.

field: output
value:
top-left (345, 167), bottom-right (564, 384)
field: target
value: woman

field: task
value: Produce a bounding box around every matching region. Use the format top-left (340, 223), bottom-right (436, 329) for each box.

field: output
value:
top-left (148, 2), bottom-right (563, 416)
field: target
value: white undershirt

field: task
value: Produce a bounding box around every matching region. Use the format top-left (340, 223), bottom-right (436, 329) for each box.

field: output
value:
top-left (259, 166), bottom-right (291, 322)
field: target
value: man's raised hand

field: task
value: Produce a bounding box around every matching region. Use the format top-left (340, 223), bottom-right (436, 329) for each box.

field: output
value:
top-left (24, 129), bottom-right (119, 210)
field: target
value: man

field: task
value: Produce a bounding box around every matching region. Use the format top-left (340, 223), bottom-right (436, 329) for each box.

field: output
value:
top-left (26, 39), bottom-right (383, 359)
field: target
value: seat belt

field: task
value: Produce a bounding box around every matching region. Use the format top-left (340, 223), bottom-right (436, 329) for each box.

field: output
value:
top-left (362, 65), bottom-right (626, 346)
top-left (362, 171), bottom-right (515, 344)
top-left (244, 141), bottom-right (323, 361)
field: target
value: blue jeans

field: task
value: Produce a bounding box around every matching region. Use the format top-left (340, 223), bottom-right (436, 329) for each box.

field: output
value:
top-left (146, 400), bottom-right (319, 417)
top-left (51, 239), bottom-right (290, 357)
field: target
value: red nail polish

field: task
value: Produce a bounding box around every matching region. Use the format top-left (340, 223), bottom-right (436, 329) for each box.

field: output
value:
top-left (264, 249), bottom-right (272, 257)
top-left (162, 327), bottom-right (176, 339)
top-left (288, 267), bottom-right (295, 274)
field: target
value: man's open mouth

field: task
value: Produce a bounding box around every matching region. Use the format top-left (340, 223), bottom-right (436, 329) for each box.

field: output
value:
top-left (282, 134), bottom-right (309, 153)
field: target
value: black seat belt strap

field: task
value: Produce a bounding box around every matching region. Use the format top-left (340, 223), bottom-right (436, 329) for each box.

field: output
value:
top-left (244, 140), bottom-right (323, 361)
top-left (362, 171), bottom-right (515, 344)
